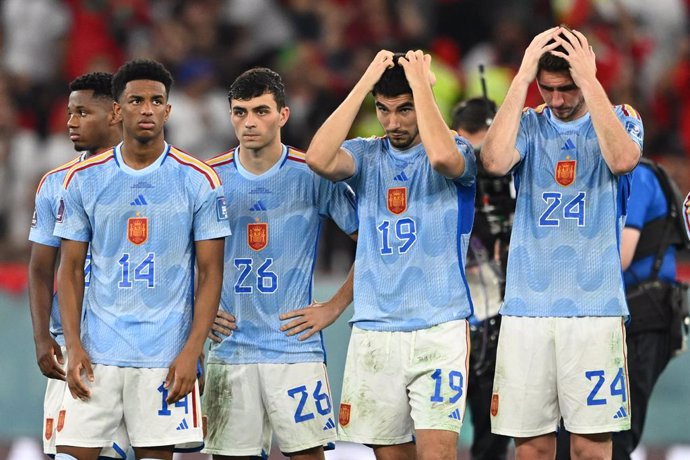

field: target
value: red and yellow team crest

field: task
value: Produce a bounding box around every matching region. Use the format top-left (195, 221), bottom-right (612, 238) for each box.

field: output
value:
top-left (555, 159), bottom-right (576, 186)
top-left (44, 418), bottom-right (54, 440)
top-left (57, 410), bottom-right (66, 432)
top-left (128, 213), bottom-right (148, 245)
top-left (490, 393), bottom-right (499, 417)
top-left (248, 221), bottom-right (268, 251)
top-left (339, 403), bottom-right (351, 427)
top-left (387, 187), bottom-right (408, 215)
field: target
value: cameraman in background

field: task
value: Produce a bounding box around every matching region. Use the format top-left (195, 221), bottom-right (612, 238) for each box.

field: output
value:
top-left (452, 97), bottom-right (515, 460)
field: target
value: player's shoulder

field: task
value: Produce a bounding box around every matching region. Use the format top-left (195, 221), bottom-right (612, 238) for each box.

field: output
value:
top-left (205, 147), bottom-right (236, 171)
top-left (613, 103), bottom-right (642, 121)
top-left (284, 145), bottom-right (310, 171)
top-left (63, 148), bottom-right (116, 189)
top-left (36, 154), bottom-right (82, 194)
top-left (522, 104), bottom-right (547, 117)
top-left (168, 145), bottom-right (222, 190)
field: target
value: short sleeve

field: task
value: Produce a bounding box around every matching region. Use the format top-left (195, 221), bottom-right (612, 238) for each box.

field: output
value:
top-left (515, 110), bottom-right (533, 162)
top-left (29, 177), bottom-right (61, 247)
top-left (614, 104), bottom-right (644, 152)
top-left (316, 176), bottom-right (358, 235)
top-left (53, 177), bottom-right (91, 243)
top-left (452, 135), bottom-right (477, 186)
top-left (193, 183), bottom-right (232, 241)
top-left (341, 137), bottom-right (372, 188)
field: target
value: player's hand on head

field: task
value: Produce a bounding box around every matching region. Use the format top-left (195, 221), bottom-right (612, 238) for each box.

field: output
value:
top-left (208, 309), bottom-right (236, 343)
top-left (361, 49), bottom-right (396, 91)
top-left (279, 301), bottom-right (340, 341)
top-left (66, 345), bottom-right (93, 401)
top-left (516, 26), bottom-right (563, 84)
top-left (35, 335), bottom-right (66, 380)
top-left (398, 49), bottom-right (435, 89)
top-left (165, 348), bottom-right (198, 404)
top-left (550, 28), bottom-right (597, 87)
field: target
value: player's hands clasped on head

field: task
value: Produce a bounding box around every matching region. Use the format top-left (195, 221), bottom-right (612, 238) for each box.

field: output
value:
top-left (35, 335), bottom-right (66, 380)
top-left (550, 28), bottom-right (597, 88)
top-left (66, 345), bottom-right (94, 401)
top-left (398, 50), bottom-right (436, 89)
top-left (360, 50), bottom-right (396, 92)
top-left (208, 309), bottom-right (237, 343)
top-left (516, 26), bottom-right (562, 84)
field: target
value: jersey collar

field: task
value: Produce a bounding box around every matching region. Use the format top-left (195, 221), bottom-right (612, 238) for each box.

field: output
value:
top-left (114, 141), bottom-right (170, 176)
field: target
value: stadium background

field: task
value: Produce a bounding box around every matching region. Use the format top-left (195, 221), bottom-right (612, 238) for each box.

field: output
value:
top-left (0, 0), bottom-right (689, 458)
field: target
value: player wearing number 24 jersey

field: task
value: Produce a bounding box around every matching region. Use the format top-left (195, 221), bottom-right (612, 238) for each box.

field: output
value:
top-left (482, 27), bottom-right (643, 459)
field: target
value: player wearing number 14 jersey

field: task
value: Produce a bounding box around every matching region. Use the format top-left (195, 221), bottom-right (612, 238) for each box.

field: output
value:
top-left (305, 50), bottom-right (476, 460)
top-left (481, 27), bottom-right (643, 459)
top-left (203, 68), bottom-right (357, 459)
top-left (53, 59), bottom-right (229, 460)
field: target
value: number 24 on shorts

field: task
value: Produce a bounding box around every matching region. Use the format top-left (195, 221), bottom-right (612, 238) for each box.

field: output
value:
top-left (585, 367), bottom-right (626, 406)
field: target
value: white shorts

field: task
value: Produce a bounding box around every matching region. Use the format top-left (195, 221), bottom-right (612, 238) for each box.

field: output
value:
top-left (43, 350), bottom-right (129, 458)
top-left (56, 364), bottom-right (203, 450)
top-left (202, 362), bottom-right (337, 456)
top-left (339, 320), bottom-right (470, 445)
top-left (491, 316), bottom-right (630, 437)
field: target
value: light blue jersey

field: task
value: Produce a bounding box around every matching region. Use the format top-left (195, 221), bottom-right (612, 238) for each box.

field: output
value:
top-left (29, 155), bottom-right (83, 346)
top-left (342, 136), bottom-right (476, 331)
top-left (54, 143), bottom-right (231, 367)
top-left (502, 104), bottom-right (644, 317)
top-left (206, 145), bottom-right (358, 364)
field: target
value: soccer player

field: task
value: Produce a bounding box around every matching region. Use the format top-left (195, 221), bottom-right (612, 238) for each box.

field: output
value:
top-left (304, 50), bottom-right (477, 460)
top-left (28, 71), bottom-right (129, 459)
top-left (53, 59), bottom-right (230, 460)
top-left (481, 26), bottom-right (643, 460)
top-left (203, 67), bottom-right (357, 460)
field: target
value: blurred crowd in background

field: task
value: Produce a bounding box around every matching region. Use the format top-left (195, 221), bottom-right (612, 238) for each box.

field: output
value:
top-left (0, 0), bottom-right (689, 270)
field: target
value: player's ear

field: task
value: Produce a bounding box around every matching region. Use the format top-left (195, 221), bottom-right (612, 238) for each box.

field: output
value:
top-left (164, 103), bottom-right (171, 122)
top-left (279, 106), bottom-right (290, 127)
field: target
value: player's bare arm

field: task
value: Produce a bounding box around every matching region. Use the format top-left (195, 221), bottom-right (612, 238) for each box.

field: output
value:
top-left (165, 237), bottom-right (224, 404)
top-left (482, 26), bottom-right (561, 176)
top-left (57, 239), bottom-right (92, 400)
top-left (280, 263), bottom-right (354, 341)
top-left (305, 50), bottom-right (395, 181)
top-left (29, 243), bottom-right (66, 380)
top-left (208, 309), bottom-right (237, 343)
top-left (551, 28), bottom-right (640, 174)
top-left (399, 50), bottom-right (465, 179)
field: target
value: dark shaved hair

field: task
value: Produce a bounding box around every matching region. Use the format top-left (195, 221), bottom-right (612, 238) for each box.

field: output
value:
top-left (69, 72), bottom-right (114, 100)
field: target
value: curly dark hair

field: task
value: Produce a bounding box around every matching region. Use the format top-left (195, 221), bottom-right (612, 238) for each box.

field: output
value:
top-left (451, 97), bottom-right (497, 133)
top-left (112, 59), bottom-right (174, 101)
top-left (372, 53), bottom-right (412, 98)
top-left (228, 67), bottom-right (286, 109)
top-left (68, 72), bottom-right (114, 100)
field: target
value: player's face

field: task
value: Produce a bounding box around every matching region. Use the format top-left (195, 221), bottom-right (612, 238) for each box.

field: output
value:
top-left (230, 92), bottom-right (288, 152)
top-left (537, 70), bottom-right (586, 122)
top-left (114, 80), bottom-right (170, 144)
top-left (374, 93), bottom-right (421, 150)
top-left (67, 90), bottom-right (115, 153)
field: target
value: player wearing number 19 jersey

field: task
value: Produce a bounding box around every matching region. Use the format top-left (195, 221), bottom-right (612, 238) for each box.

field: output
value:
top-left (53, 59), bottom-right (229, 460)
top-left (305, 51), bottom-right (476, 459)
top-left (482, 27), bottom-right (643, 459)
top-left (202, 68), bottom-right (357, 459)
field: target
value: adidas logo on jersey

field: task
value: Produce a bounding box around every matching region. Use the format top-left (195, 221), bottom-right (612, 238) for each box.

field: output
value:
top-left (393, 171), bottom-right (409, 181)
top-left (448, 408), bottom-right (462, 420)
top-left (613, 406), bottom-right (628, 419)
top-left (130, 194), bottom-right (148, 206)
top-left (250, 200), bottom-right (267, 211)
top-left (323, 417), bottom-right (336, 431)
top-left (176, 418), bottom-right (190, 430)
top-left (561, 138), bottom-right (576, 151)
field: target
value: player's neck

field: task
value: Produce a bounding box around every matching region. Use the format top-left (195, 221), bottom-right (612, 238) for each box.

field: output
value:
top-left (87, 131), bottom-right (123, 158)
top-left (238, 142), bottom-right (283, 175)
top-left (121, 136), bottom-right (166, 170)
